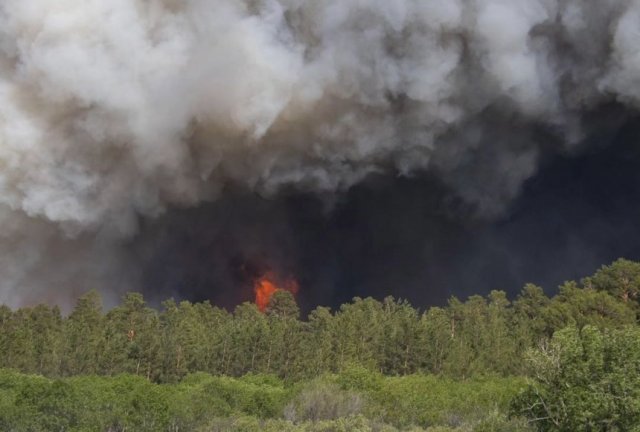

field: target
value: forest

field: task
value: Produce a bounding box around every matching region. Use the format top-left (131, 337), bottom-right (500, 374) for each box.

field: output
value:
top-left (0, 259), bottom-right (639, 431)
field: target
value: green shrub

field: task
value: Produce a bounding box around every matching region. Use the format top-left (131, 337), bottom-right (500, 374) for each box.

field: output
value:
top-left (367, 375), bottom-right (526, 428)
top-left (512, 325), bottom-right (640, 431)
top-left (335, 365), bottom-right (383, 392)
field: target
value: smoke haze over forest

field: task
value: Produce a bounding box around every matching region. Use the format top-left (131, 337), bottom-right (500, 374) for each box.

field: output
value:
top-left (1, 0), bottom-right (640, 310)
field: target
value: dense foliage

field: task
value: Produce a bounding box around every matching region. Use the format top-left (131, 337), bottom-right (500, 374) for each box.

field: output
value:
top-left (512, 325), bottom-right (640, 431)
top-left (0, 368), bottom-right (528, 431)
top-left (0, 258), bottom-right (639, 431)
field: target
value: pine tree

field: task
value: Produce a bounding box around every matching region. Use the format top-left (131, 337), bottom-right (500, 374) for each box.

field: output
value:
top-left (62, 290), bottom-right (104, 376)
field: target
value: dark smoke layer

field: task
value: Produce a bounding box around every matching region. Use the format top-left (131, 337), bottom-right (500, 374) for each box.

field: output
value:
top-left (135, 115), bottom-right (640, 311)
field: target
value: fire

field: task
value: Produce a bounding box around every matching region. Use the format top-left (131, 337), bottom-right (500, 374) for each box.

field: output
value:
top-left (254, 272), bottom-right (299, 312)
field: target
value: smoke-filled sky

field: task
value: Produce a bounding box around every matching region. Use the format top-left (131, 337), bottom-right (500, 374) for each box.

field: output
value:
top-left (1, 0), bottom-right (640, 311)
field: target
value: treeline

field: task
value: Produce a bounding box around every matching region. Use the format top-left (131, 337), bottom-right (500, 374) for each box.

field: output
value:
top-left (0, 259), bottom-right (637, 383)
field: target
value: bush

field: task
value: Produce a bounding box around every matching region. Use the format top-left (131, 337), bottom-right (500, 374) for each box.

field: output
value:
top-left (511, 325), bottom-right (640, 431)
top-left (284, 380), bottom-right (364, 422)
top-left (362, 374), bottom-right (527, 428)
top-left (200, 375), bottom-right (289, 418)
top-left (335, 365), bottom-right (383, 392)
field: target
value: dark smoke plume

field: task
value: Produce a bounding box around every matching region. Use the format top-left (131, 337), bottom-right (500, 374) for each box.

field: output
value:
top-left (0, 0), bottom-right (639, 309)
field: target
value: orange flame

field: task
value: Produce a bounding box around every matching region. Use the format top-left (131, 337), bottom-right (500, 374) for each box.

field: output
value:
top-left (254, 272), bottom-right (299, 312)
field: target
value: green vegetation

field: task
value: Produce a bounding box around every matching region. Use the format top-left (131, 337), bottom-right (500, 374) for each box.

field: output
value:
top-left (0, 369), bottom-right (527, 431)
top-left (512, 325), bottom-right (640, 431)
top-left (0, 258), bottom-right (638, 431)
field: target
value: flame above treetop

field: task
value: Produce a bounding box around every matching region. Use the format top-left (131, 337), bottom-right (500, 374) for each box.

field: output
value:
top-left (254, 272), bottom-right (299, 312)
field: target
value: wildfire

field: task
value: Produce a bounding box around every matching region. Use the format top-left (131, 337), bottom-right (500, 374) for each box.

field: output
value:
top-left (254, 272), bottom-right (299, 312)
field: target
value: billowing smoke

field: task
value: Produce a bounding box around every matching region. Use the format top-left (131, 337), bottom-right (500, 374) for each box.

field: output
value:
top-left (1, 0), bottom-right (640, 309)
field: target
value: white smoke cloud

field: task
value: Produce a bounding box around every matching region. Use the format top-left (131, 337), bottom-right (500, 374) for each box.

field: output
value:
top-left (0, 0), bottom-right (638, 307)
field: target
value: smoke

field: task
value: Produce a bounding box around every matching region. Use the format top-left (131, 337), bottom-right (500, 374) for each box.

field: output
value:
top-left (0, 0), bottom-right (639, 308)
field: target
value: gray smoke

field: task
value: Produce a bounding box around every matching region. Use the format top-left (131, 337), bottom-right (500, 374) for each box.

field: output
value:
top-left (0, 0), bottom-right (639, 308)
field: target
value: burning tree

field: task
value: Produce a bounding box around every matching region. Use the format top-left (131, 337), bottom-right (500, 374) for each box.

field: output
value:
top-left (254, 272), bottom-right (299, 312)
